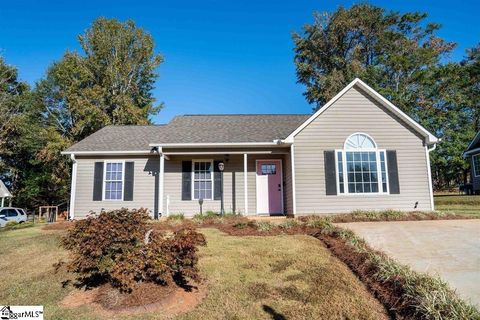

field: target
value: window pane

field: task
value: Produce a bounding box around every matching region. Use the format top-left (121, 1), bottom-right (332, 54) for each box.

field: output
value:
top-left (104, 162), bottom-right (123, 200)
top-left (380, 151), bottom-right (388, 192)
top-left (193, 161), bottom-right (213, 199)
top-left (346, 152), bottom-right (378, 193)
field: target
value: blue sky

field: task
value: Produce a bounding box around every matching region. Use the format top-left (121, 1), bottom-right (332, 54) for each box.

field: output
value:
top-left (1, 0), bottom-right (478, 124)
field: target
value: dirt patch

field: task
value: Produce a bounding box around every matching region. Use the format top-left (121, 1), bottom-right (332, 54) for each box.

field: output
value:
top-left (61, 282), bottom-right (207, 317)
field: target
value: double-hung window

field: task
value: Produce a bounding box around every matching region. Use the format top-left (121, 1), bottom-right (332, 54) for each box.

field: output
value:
top-left (193, 160), bottom-right (213, 200)
top-left (336, 133), bottom-right (388, 194)
top-left (104, 162), bottom-right (124, 200)
top-left (473, 155), bottom-right (480, 177)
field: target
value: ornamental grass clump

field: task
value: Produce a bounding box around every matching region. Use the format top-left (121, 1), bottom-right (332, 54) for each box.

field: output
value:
top-left (61, 208), bottom-right (206, 293)
top-left (255, 221), bottom-right (274, 232)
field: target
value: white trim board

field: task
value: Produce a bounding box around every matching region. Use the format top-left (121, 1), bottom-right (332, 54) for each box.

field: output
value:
top-left (149, 142), bottom-right (289, 148)
top-left (284, 78), bottom-right (438, 145)
top-left (61, 150), bottom-right (152, 155)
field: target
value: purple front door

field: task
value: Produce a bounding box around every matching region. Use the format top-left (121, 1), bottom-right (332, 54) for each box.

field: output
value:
top-left (256, 160), bottom-right (283, 214)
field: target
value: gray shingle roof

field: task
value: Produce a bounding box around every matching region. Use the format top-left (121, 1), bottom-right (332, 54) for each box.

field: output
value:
top-left (64, 114), bottom-right (310, 152)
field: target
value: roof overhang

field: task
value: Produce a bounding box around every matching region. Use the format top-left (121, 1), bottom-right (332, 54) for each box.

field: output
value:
top-left (284, 78), bottom-right (439, 145)
top-left (62, 141), bottom-right (291, 156)
top-left (464, 131), bottom-right (480, 155)
top-left (149, 141), bottom-right (290, 148)
top-left (464, 147), bottom-right (480, 157)
top-left (61, 150), bottom-right (153, 156)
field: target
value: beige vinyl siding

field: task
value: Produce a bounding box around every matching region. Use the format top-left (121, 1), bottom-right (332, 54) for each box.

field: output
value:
top-left (293, 84), bottom-right (432, 214)
top-left (163, 155), bottom-right (244, 215)
top-left (74, 156), bottom-right (158, 218)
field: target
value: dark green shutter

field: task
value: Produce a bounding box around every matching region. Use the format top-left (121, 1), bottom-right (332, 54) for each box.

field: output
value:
top-left (182, 161), bottom-right (192, 200)
top-left (387, 150), bottom-right (400, 194)
top-left (124, 162), bottom-right (134, 201)
top-left (324, 151), bottom-right (337, 196)
top-left (93, 162), bottom-right (104, 201)
top-left (213, 160), bottom-right (222, 200)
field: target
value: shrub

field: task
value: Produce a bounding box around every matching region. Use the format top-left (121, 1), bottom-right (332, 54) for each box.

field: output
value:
top-left (167, 213), bottom-right (185, 221)
top-left (255, 221), bottom-right (274, 232)
top-left (278, 219), bottom-right (301, 229)
top-left (192, 210), bottom-right (219, 222)
top-left (5, 221), bottom-right (18, 228)
top-left (1, 221), bottom-right (35, 232)
top-left (61, 208), bottom-right (206, 292)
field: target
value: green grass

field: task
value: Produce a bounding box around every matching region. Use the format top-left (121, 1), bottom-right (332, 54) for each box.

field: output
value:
top-left (0, 226), bottom-right (388, 319)
top-left (434, 195), bottom-right (480, 216)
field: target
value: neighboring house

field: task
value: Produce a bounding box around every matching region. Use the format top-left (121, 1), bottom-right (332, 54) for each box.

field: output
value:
top-left (62, 78), bottom-right (438, 218)
top-left (464, 131), bottom-right (480, 194)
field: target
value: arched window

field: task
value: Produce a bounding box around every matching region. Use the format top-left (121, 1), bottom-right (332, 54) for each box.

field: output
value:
top-left (336, 133), bottom-right (388, 194)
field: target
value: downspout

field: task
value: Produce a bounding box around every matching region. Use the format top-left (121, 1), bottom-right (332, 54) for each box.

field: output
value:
top-left (69, 154), bottom-right (78, 220)
top-left (426, 142), bottom-right (437, 211)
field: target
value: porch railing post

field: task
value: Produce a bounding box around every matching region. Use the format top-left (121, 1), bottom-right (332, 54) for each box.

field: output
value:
top-left (244, 153), bottom-right (248, 215)
top-left (159, 148), bottom-right (165, 218)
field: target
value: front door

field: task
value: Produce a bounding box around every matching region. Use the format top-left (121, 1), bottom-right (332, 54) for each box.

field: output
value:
top-left (256, 160), bottom-right (283, 214)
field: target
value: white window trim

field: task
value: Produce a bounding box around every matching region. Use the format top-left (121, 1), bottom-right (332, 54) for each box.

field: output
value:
top-left (192, 159), bottom-right (214, 201)
top-left (473, 154), bottom-right (480, 177)
top-left (102, 160), bottom-right (125, 201)
top-left (344, 132), bottom-right (378, 150)
top-left (335, 149), bottom-right (389, 196)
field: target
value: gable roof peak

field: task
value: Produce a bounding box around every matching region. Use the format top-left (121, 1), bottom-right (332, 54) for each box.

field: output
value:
top-left (285, 78), bottom-right (438, 144)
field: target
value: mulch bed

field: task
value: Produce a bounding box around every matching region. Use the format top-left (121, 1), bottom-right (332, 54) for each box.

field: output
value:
top-left (312, 232), bottom-right (413, 319)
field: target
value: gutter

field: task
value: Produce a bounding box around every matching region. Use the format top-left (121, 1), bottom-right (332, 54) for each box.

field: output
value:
top-left (148, 141), bottom-right (289, 148)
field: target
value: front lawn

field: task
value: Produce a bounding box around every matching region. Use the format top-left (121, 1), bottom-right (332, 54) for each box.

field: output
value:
top-left (435, 195), bottom-right (480, 216)
top-left (0, 226), bottom-right (387, 319)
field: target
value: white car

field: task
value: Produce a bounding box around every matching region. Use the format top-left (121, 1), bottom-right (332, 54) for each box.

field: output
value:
top-left (0, 207), bottom-right (28, 227)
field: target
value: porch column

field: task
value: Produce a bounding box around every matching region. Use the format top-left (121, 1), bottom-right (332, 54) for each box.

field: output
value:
top-left (69, 154), bottom-right (77, 219)
top-left (244, 153), bottom-right (248, 214)
top-left (159, 149), bottom-right (165, 217)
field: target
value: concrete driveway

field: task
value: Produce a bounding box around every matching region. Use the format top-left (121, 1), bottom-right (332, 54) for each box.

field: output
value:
top-left (341, 219), bottom-right (480, 307)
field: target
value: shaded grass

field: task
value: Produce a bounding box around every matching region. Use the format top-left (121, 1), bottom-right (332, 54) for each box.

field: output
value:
top-left (434, 195), bottom-right (480, 216)
top-left (0, 225), bottom-right (387, 320)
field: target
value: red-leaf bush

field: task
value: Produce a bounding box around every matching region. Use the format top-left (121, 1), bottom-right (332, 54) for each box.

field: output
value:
top-left (61, 208), bottom-right (206, 292)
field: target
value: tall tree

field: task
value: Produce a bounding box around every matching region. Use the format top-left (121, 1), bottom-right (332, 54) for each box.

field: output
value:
top-left (38, 17), bottom-right (164, 142)
top-left (18, 17), bottom-right (165, 210)
top-left (293, 4), bottom-right (455, 116)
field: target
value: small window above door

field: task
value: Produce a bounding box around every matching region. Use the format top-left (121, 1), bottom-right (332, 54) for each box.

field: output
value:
top-left (261, 164), bottom-right (277, 175)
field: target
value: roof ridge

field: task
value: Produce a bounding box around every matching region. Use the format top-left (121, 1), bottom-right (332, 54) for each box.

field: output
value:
top-left (104, 124), bottom-right (167, 127)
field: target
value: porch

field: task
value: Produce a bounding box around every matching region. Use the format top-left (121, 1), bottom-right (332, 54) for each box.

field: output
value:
top-left (155, 147), bottom-right (295, 217)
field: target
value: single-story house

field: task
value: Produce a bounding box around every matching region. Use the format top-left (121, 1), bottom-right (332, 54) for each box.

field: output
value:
top-left (62, 78), bottom-right (438, 218)
top-left (464, 131), bottom-right (480, 194)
